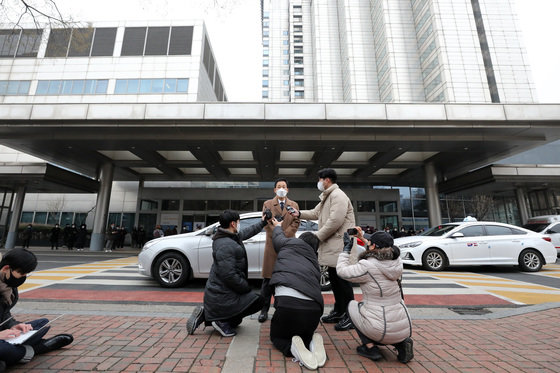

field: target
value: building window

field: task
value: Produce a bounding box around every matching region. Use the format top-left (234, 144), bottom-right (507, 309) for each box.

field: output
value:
top-left (263, 21), bottom-right (269, 27)
top-left (120, 26), bottom-right (193, 56)
top-left (283, 49), bottom-right (289, 55)
top-left (283, 40), bottom-right (289, 45)
top-left (262, 90), bottom-right (269, 98)
top-left (262, 69), bottom-right (269, 77)
top-left (294, 56), bottom-right (303, 64)
top-left (0, 80), bottom-right (31, 95)
top-left (294, 46), bottom-right (303, 54)
top-left (263, 40), bottom-right (269, 46)
top-left (293, 15), bottom-right (303, 23)
top-left (283, 91), bottom-right (290, 96)
top-left (263, 59), bottom-right (269, 66)
top-left (295, 90), bottom-right (304, 98)
top-left (262, 79), bottom-right (269, 87)
top-left (294, 36), bottom-right (303, 43)
top-left (114, 78), bottom-right (188, 94)
top-left (283, 80), bottom-right (289, 86)
top-left (283, 59), bottom-right (289, 65)
top-left (294, 25), bottom-right (303, 33)
top-left (283, 31), bottom-right (289, 36)
top-left (295, 67), bottom-right (304, 75)
top-left (294, 79), bottom-right (304, 87)
top-left (35, 79), bottom-right (108, 95)
top-left (162, 200), bottom-right (180, 211)
top-left (263, 30), bottom-right (269, 37)
top-left (283, 69), bottom-right (290, 75)
top-left (263, 49), bottom-right (269, 56)
top-left (16, 29), bottom-right (43, 57)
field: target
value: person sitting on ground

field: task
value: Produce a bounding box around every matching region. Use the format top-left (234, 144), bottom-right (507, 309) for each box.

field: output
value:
top-left (268, 219), bottom-right (326, 370)
top-left (0, 249), bottom-right (73, 368)
top-left (336, 228), bottom-right (414, 364)
top-left (186, 209), bottom-right (270, 337)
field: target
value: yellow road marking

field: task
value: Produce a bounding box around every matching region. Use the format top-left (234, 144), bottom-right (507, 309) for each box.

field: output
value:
top-left (490, 290), bottom-right (560, 304)
top-left (458, 281), bottom-right (557, 291)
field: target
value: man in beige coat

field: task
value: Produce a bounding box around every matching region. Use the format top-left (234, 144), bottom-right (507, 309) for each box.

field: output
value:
top-left (259, 178), bottom-right (300, 322)
top-left (289, 168), bottom-right (356, 331)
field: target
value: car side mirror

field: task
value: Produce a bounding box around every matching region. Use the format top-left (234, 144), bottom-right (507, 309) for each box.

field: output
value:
top-left (450, 232), bottom-right (464, 238)
top-left (204, 227), bottom-right (216, 236)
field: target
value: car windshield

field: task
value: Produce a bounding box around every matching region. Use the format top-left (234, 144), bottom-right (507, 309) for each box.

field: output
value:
top-left (523, 223), bottom-right (549, 232)
top-left (420, 224), bottom-right (458, 236)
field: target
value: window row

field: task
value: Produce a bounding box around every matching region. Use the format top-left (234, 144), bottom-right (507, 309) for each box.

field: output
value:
top-left (36, 79), bottom-right (108, 95)
top-left (0, 26), bottom-right (194, 59)
top-left (0, 78), bottom-right (188, 96)
top-left (0, 80), bottom-right (31, 95)
top-left (114, 78), bottom-right (188, 94)
top-left (0, 29), bottom-right (42, 58)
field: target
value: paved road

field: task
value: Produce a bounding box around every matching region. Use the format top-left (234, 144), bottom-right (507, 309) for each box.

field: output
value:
top-left (14, 249), bottom-right (560, 307)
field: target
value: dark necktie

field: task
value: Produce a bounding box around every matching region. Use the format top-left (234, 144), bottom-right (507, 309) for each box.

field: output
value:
top-left (280, 202), bottom-right (284, 210)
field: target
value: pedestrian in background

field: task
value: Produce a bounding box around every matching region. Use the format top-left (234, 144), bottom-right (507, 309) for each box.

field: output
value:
top-left (337, 229), bottom-right (413, 364)
top-left (153, 225), bottom-right (164, 239)
top-left (137, 226), bottom-right (147, 247)
top-left (75, 224), bottom-right (88, 251)
top-left (21, 224), bottom-right (33, 249)
top-left (259, 178), bottom-right (300, 323)
top-left (288, 168), bottom-right (356, 331)
top-left (67, 224), bottom-right (78, 250)
top-left (49, 224), bottom-right (61, 250)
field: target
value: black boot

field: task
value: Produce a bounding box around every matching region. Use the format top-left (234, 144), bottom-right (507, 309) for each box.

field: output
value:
top-left (33, 334), bottom-right (74, 355)
top-left (357, 344), bottom-right (382, 361)
top-left (394, 338), bottom-right (414, 363)
top-left (334, 313), bottom-right (354, 331)
top-left (258, 310), bottom-right (268, 323)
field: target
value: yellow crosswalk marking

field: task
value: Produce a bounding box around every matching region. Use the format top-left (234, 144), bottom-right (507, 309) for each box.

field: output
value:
top-left (491, 290), bottom-right (560, 304)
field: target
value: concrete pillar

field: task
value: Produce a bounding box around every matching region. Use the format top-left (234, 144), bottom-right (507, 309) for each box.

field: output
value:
top-left (134, 179), bottom-right (144, 228)
top-left (424, 162), bottom-right (442, 227)
top-left (90, 162), bottom-right (114, 251)
top-left (5, 185), bottom-right (26, 249)
top-left (516, 187), bottom-right (530, 224)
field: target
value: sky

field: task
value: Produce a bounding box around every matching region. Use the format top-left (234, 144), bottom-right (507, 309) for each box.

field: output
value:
top-left (21, 0), bottom-right (560, 103)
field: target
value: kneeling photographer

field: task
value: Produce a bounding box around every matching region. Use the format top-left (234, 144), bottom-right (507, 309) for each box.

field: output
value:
top-left (336, 227), bottom-right (414, 364)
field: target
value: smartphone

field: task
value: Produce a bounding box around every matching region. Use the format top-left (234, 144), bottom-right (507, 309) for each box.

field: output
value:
top-left (285, 205), bottom-right (296, 214)
top-left (347, 228), bottom-right (358, 235)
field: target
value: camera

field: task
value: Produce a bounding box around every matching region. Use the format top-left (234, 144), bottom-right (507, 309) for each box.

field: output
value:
top-left (263, 209), bottom-right (273, 220)
top-left (347, 228), bottom-right (358, 235)
top-left (275, 215), bottom-right (284, 222)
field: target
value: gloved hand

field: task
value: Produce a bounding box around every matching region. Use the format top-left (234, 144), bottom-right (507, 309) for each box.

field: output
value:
top-left (263, 209), bottom-right (273, 221)
top-left (343, 232), bottom-right (353, 253)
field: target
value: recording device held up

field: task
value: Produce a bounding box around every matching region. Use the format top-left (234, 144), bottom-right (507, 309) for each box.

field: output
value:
top-left (347, 228), bottom-right (358, 235)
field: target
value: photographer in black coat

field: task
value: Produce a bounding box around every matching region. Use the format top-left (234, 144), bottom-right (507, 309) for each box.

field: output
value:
top-left (268, 223), bottom-right (326, 370)
top-left (186, 209), bottom-right (270, 337)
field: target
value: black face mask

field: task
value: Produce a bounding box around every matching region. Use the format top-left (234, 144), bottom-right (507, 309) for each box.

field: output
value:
top-left (4, 271), bottom-right (27, 288)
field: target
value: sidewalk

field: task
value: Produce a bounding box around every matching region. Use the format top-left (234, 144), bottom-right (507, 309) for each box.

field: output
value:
top-left (9, 303), bottom-right (560, 372)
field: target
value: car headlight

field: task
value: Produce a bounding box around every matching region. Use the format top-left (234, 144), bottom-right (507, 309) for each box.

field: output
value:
top-left (399, 241), bottom-right (422, 249)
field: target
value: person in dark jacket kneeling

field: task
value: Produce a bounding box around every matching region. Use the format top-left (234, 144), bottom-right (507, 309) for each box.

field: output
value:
top-left (269, 219), bottom-right (326, 370)
top-left (186, 209), bottom-right (270, 337)
top-left (337, 228), bottom-right (414, 364)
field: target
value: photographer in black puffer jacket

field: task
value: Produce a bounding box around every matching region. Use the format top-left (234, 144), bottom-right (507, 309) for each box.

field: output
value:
top-left (268, 221), bottom-right (326, 371)
top-left (186, 209), bottom-right (271, 337)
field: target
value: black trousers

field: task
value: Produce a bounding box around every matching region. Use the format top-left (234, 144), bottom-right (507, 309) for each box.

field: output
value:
top-left (270, 296), bottom-right (323, 357)
top-left (328, 266), bottom-right (354, 314)
top-left (207, 294), bottom-right (265, 328)
top-left (260, 278), bottom-right (273, 313)
top-left (0, 318), bottom-right (49, 366)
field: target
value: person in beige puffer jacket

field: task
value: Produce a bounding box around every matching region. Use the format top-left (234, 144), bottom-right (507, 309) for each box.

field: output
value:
top-left (336, 229), bottom-right (414, 364)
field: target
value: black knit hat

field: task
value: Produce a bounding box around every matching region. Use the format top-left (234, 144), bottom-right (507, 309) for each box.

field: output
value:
top-left (364, 231), bottom-right (394, 248)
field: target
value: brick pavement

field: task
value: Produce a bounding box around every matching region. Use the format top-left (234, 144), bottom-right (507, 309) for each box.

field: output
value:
top-left (7, 307), bottom-right (560, 372)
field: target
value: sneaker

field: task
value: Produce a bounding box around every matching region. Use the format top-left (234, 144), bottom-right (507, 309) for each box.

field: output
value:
top-left (321, 309), bottom-right (344, 324)
top-left (309, 333), bottom-right (326, 367)
top-left (357, 344), bottom-right (382, 361)
top-left (334, 314), bottom-right (354, 331)
top-left (186, 306), bottom-right (205, 335)
top-left (212, 321), bottom-right (236, 337)
top-left (394, 337), bottom-right (414, 363)
top-left (290, 335), bottom-right (317, 370)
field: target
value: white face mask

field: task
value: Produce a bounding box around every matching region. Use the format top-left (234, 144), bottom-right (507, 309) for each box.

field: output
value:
top-left (276, 188), bottom-right (288, 198)
top-left (317, 180), bottom-right (325, 192)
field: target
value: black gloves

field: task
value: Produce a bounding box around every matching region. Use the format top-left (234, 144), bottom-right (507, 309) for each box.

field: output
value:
top-left (262, 209), bottom-right (273, 227)
top-left (343, 232), bottom-right (353, 253)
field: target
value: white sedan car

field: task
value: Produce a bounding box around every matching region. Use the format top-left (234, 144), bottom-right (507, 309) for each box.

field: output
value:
top-left (138, 212), bottom-right (321, 288)
top-left (395, 221), bottom-right (556, 272)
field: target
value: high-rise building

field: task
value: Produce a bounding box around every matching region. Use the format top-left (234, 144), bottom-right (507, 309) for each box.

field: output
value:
top-left (260, 0), bottom-right (536, 104)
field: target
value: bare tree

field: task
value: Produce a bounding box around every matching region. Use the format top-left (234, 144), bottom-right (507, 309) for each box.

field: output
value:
top-left (0, 0), bottom-right (74, 29)
top-left (465, 194), bottom-right (494, 221)
top-left (46, 195), bottom-right (64, 224)
top-left (445, 196), bottom-right (465, 222)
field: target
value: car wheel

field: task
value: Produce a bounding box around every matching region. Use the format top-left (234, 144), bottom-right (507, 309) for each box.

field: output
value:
top-left (422, 248), bottom-right (447, 271)
top-left (154, 252), bottom-right (190, 288)
top-left (518, 249), bottom-right (543, 272)
top-left (320, 265), bottom-right (331, 291)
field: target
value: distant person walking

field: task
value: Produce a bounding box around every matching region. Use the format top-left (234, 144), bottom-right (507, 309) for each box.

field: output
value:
top-left (67, 224), bottom-right (78, 250)
top-left (75, 224), bottom-right (88, 251)
top-left (49, 224), bottom-right (61, 250)
top-left (153, 225), bottom-right (164, 239)
top-left (21, 224), bottom-right (33, 249)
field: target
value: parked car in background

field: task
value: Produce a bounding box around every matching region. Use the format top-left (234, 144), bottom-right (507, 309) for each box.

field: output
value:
top-left (395, 221), bottom-right (556, 272)
top-left (138, 212), bottom-right (323, 288)
top-left (523, 215), bottom-right (560, 256)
